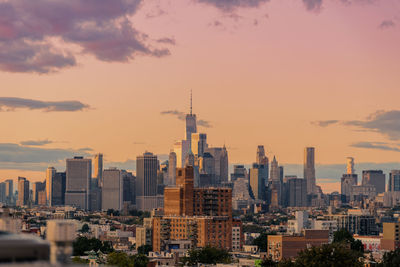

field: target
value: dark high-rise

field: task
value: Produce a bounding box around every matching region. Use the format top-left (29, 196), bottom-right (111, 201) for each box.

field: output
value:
top-left (362, 170), bottom-right (385, 194)
top-left (136, 152), bottom-right (158, 211)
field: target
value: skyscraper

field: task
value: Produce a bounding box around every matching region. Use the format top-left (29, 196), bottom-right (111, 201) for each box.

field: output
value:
top-left (168, 151), bottom-right (177, 186)
top-left (249, 164), bottom-right (267, 201)
top-left (52, 172), bottom-right (66, 206)
top-left (94, 153), bottom-right (103, 187)
top-left (347, 157), bottom-right (355, 174)
top-left (191, 133), bottom-right (207, 157)
top-left (362, 170), bottom-right (385, 194)
top-left (285, 177), bottom-right (307, 207)
top-left (341, 174), bottom-right (358, 203)
top-left (46, 166), bottom-right (56, 205)
top-left (256, 145), bottom-right (269, 185)
top-left (204, 146), bottom-right (229, 183)
top-left (388, 170), bottom-right (400, 192)
top-left (270, 156), bottom-right (279, 182)
top-left (185, 91), bottom-right (197, 144)
top-left (230, 165), bottom-right (248, 182)
top-left (304, 147), bottom-right (316, 195)
top-left (17, 177), bottom-right (29, 206)
top-left (0, 182), bottom-right (6, 203)
top-left (102, 168), bottom-right (124, 211)
top-left (136, 152), bottom-right (158, 211)
top-left (65, 157), bottom-right (91, 210)
top-left (5, 179), bottom-right (13, 204)
top-left (32, 181), bottom-right (46, 205)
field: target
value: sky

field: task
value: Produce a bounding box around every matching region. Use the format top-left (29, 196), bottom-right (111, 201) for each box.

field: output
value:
top-left (0, 0), bottom-right (400, 193)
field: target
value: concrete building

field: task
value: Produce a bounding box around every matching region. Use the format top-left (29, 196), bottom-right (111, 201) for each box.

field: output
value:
top-left (191, 133), bottom-right (207, 157)
top-left (381, 222), bottom-right (400, 250)
top-left (168, 151), bottom-right (177, 186)
top-left (65, 157), bottom-right (91, 210)
top-left (154, 166), bottom-right (239, 253)
top-left (122, 171), bottom-right (136, 205)
top-left (4, 179), bottom-right (13, 205)
top-left (46, 167), bottom-right (56, 205)
top-left (341, 174), bottom-right (358, 203)
top-left (52, 172), bottom-right (66, 206)
top-left (267, 230), bottom-right (329, 261)
top-left (136, 152), bottom-right (159, 211)
top-left (325, 210), bottom-right (378, 236)
top-left (102, 168), bottom-right (124, 211)
top-left (304, 147), bottom-right (316, 195)
top-left (351, 184), bottom-right (376, 201)
top-left (204, 146), bottom-right (229, 183)
top-left (46, 167), bottom-right (66, 207)
top-left (17, 177), bottom-right (29, 207)
top-left (232, 177), bottom-right (252, 210)
top-left (232, 219), bottom-right (244, 252)
top-left (249, 164), bottom-right (267, 201)
top-left (388, 170), bottom-right (400, 192)
top-left (256, 145), bottom-right (269, 186)
top-left (94, 153), bottom-right (103, 187)
top-left (0, 182), bottom-right (5, 203)
top-left (32, 181), bottom-right (46, 205)
top-left (287, 211), bottom-right (309, 234)
top-left (362, 170), bottom-right (385, 194)
top-left (230, 165), bottom-right (248, 182)
top-left (285, 177), bottom-right (307, 207)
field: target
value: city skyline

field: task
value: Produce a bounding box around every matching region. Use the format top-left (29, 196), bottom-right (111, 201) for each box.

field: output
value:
top-left (1, 0), bottom-right (400, 194)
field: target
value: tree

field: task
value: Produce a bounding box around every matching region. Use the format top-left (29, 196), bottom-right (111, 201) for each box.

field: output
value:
top-left (379, 248), bottom-right (400, 267)
top-left (181, 246), bottom-right (232, 266)
top-left (294, 243), bottom-right (363, 267)
top-left (137, 244), bottom-right (152, 255)
top-left (73, 236), bottom-right (114, 256)
top-left (253, 233), bottom-right (269, 252)
top-left (81, 223), bottom-right (90, 233)
top-left (72, 256), bottom-right (89, 264)
top-left (106, 252), bottom-right (148, 267)
top-left (107, 252), bottom-right (132, 267)
top-left (333, 229), bottom-right (364, 254)
top-left (132, 254), bottom-right (149, 267)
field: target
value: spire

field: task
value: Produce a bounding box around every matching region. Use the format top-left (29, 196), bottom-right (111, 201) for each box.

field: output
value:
top-left (190, 89), bottom-right (192, 115)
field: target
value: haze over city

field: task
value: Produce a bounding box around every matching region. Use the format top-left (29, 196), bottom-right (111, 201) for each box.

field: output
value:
top-left (2, 1), bottom-right (400, 266)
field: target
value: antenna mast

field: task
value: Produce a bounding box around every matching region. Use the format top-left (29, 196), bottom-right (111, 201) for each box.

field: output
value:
top-left (190, 89), bottom-right (192, 115)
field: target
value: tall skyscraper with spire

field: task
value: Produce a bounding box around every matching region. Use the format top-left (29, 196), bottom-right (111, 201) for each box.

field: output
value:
top-left (304, 147), bottom-right (316, 195)
top-left (185, 90), bottom-right (197, 144)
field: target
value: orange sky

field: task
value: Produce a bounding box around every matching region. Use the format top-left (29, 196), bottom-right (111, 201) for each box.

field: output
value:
top-left (0, 0), bottom-right (399, 193)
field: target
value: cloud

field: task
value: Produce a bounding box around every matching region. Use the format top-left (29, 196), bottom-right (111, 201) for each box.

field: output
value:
top-left (351, 141), bottom-right (400, 152)
top-left (194, 0), bottom-right (270, 12)
top-left (156, 37), bottom-right (176, 45)
top-left (160, 110), bottom-right (186, 120)
top-left (0, 97), bottom-right (90, 112)
top-left (302, 0), bottom-right (323, 12)
top-left (344, 110), bottom-right (400, 140)
top-left (0, 0), bottom-right (172, 73)
top-left (20, 139), bottom-right (53, 146)
top-left (0, 143), bottom-right (92, 164)
top-left (311, 120), bottom-right (339, 127)
top-left (379, 20), bottom-right (396, 30)
top-left (312, 110), bottom-right (400, 140)
top-left (160, 110), bottom-right (212, 128)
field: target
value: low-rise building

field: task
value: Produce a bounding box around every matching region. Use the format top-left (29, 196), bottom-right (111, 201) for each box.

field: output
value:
top-left (267, 230), bottom-right (329, 261)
